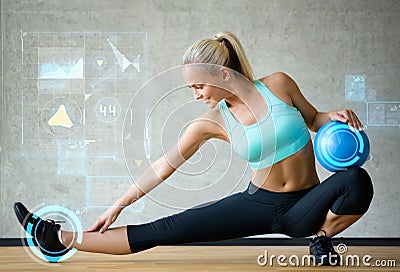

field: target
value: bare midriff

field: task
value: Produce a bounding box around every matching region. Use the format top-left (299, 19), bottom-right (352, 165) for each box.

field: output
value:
top-left (251, 141), bottom-right (320, 192)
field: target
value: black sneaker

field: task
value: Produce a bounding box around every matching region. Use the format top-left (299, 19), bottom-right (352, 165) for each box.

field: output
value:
top-left (309, 234), bottom-right (341, 266)
top-left (14, 202), bottom-right (69, 262)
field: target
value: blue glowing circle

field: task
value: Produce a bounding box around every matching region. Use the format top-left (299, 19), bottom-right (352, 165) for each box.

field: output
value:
top-left (24, 205), bottom-right (82, 263)
top-left (314, 121), bottom-right (370, 172)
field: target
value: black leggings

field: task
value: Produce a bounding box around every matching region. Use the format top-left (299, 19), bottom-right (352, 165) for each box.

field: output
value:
top-left (127, 167), bottom-right (373, 253)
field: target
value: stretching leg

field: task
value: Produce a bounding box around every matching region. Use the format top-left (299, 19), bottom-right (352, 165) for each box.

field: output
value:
top-left (61, 226), bottom-right (131, 255)
top-left (62, 188), bottom-right (276, 255)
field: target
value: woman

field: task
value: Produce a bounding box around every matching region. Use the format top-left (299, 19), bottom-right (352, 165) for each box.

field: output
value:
top-left (14, 31), bottom-right (373, 266)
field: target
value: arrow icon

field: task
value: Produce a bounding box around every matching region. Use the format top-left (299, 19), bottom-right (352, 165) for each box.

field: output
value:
top-left (135, 159), bottom-right (143, 167)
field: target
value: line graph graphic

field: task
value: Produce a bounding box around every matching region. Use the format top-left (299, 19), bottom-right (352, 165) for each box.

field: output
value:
top-left (39, 57), bottom-right (84, 79)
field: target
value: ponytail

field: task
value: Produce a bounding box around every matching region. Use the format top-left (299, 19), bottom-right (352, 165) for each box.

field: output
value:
top-left (183, 31), bottom-right (255, 82)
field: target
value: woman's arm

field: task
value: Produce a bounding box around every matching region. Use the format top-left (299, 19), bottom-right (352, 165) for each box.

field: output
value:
top-left (86, 115), bottom-right (222, 233)
top-left (263, 72), bottom-right (364, 132)
top-left (113, 118), bottom-right (213, 208)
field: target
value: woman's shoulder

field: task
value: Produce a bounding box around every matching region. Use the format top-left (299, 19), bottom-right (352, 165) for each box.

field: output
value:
top-left (257, 72), bottom-right (297, 106)
top-left (258, 72), bottom-right (293, 86)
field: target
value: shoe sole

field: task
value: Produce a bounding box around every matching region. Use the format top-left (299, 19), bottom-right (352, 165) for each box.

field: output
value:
top-left (13, 202), bottom-right (32, 229)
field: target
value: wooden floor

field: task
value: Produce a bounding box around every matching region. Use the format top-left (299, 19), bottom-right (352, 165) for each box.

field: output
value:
top-left (0, 246), bottom-right (399, 271)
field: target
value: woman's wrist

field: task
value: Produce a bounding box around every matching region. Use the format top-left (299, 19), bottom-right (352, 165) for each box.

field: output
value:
top-left (113, 198), bottom-right (132, 210)
top-left (114, 192), bottom-right (141, 209)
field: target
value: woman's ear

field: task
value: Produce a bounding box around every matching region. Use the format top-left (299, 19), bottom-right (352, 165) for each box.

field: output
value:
top-left (220, 67), bottom-right (231, 81)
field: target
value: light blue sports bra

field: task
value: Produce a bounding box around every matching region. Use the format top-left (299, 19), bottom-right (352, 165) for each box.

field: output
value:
top-left (218, 80), bottom-right (311, 170)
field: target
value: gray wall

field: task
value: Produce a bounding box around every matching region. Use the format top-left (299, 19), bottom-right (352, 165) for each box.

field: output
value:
top-left (1, 0), bottom-right (399, 238)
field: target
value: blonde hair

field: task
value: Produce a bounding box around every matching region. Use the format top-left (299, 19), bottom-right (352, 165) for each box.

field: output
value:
top-left (183, 31), bottom-right (255, 82)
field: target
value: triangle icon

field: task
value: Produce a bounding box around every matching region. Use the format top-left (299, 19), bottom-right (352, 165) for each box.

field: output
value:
top-left (132, 62), bottom-right (140, 72)
top-left (48, 104), bottom-right (73, 128)
top-left (122, 56), bottom-right (131, 72)
top-left (124, 132), bottom-right (131, 140)
top-left (96, 59), bottom-right (104, 67)
top-left (135, 160), bottom-right (143, 167)
top-left (84, 93), bottom-right (92, 101)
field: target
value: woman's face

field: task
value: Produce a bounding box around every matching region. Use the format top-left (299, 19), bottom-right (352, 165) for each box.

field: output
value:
top-left (182, 65), bottom-right (230, 108)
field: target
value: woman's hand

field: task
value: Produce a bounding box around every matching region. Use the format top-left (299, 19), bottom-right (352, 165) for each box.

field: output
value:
top-left (84, 205), bottom-right (124, 233)
top-left (328, 109), bottom-right (364, 131)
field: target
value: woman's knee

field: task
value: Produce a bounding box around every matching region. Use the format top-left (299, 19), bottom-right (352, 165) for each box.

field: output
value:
top-left (334, 167), bottom-right (374, 214)
top-left (346, 167), bottom-right (373, 196)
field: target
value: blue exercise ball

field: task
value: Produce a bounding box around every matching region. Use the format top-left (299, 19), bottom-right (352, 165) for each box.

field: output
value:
top-left (314, 121), bottom-right (370, 172)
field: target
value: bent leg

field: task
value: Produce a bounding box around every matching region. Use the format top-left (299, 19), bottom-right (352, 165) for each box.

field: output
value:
top-left (315, 211), bottom-right (362, 237)
top-left (61, 226), bottom-right (131, 255)
top-left (280, 167), bottom-right (373, 238)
